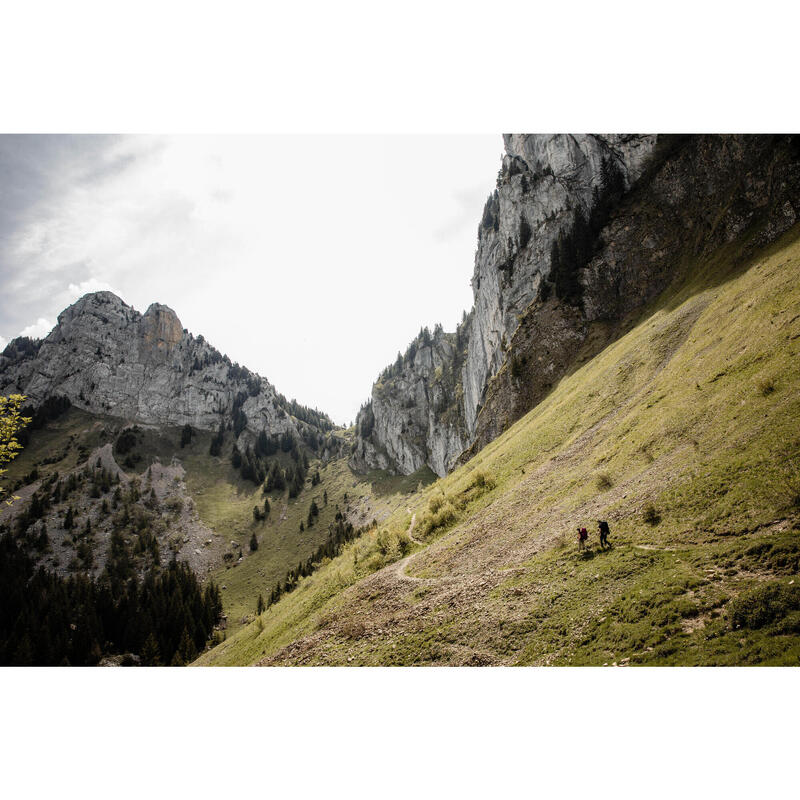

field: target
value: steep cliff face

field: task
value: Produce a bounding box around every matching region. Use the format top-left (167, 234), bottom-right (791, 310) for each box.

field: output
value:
top-left (354, 134), bottom-right (800, 478)
top-left (0, 291), bottom-right (335, 449)
top-left (350, 322), bottom-right (469, 476)
top-left (462, 134), bottom-right (658, 437)
top-left (354, 134), bottom-right (658, 477)
top-left (464, 134), bottom-right (800, 457)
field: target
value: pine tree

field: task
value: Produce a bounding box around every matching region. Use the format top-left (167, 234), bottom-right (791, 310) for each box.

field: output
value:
top-left (256, 594), bottom-right (265, 615)
top-left (178, 628), bottom-right (196, 664)
top-left (209, 424), bottom-right (224, 457)
top-left (263, 497), bottom-right (270, 515)
top-left (250, 532), bottom-right (258, 552)
top-left (142, 633), bottom-right (161, 666)
top-left (64, 506), bottom-right (74, 530)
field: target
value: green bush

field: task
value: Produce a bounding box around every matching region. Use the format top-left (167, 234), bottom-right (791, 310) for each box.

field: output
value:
top-left (728, 581), bottom-right (800, 629)
top-left (472, 471), bottom-right (496, 490)
top-left (643, 504), bottom-right (661, 525)
top-left (596, 472), bottom-right (613, 491)
top-left (756, 377), bottom-right (776, 396)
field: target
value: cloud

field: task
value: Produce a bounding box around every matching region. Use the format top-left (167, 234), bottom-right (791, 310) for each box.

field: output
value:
top-left (0, 134), bottom-right (502, 422)
top-left (67, 278), bottom-right (123, 302)
top-left (18, 317), bottom-right (54, 339)
top-left (432, 184), bottom-right (494, 243)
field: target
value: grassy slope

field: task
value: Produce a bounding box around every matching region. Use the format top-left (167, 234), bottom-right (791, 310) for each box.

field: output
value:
top-left (196, 224), bottom-right (800, 666)
top-left (182, 438), bottom-right (428, 635)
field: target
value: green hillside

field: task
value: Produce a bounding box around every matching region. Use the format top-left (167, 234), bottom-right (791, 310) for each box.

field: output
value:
top-left (1, 411), bottom-right (433, 643)
top-left (196, 224), bottom-right (800, 666)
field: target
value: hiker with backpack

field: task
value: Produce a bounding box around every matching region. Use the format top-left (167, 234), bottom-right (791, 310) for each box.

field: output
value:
top-left (577, 526), bottom-right (589, 551)
top-left (598, 520), bottom-right (611, 549)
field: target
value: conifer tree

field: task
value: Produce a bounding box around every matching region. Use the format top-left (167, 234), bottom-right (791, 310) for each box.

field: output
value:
top-left (250, 532), bottom-right (258, 552)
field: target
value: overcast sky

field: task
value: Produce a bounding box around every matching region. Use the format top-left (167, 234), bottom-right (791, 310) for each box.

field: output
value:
top-left (0, 135), bottom-right (502, 424)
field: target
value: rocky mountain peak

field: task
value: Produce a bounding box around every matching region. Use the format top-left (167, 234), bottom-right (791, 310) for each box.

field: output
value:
top-left (1, 292), bottom-right (337, 454)
top-left (140, 302), bottom-right (183, 356)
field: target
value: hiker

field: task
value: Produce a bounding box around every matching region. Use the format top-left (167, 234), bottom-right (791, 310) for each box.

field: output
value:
top-left (577, 526), bottom-right (589, 551)
top-left (598, 520), bottom-right (611, 549)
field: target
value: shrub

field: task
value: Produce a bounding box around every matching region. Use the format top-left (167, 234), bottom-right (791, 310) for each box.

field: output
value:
top-left (472, 471), bottom-right (496, 490)
top-left (728, 581), bottom-right (800, 629)
top-left (376, 528), bottom-right (409, 559)
top-left (164, 496), bottom-right (183, 514)
top-left (596, 472), bottom-right (613, 491)
top-left (643, 504), bottom-right (661, 525)
top-left (428, 493), bottom-right (444, 513)
top-left (756, 377), bottom-right (776, 396)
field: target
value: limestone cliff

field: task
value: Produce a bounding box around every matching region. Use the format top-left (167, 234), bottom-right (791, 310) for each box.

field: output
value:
top-left (0, 291), bottom-right (336, 451)
top-left (350, 321), bottom-right (469, 476)
top-left (354, 134), bottom-right (658, 476)
top-left (354, 134), bottom-right (800, 477)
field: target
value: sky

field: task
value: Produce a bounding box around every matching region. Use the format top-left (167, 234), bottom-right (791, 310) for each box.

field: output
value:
top-left (0, 135), bottom-right (503, 425)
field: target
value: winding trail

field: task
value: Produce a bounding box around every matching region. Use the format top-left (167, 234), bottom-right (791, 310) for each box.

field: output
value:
top-left (405, 509), bottom-right (423, 545)
top-left (391, 510), bottom-right (431, 582)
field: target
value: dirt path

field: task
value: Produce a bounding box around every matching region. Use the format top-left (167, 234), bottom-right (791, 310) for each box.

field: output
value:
top-left (391, 511), bottom-right (428, 582)
top-left (405, 509), bottom-right (423, 545)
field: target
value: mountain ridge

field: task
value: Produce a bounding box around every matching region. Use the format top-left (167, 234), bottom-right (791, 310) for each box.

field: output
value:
top-left (0, 290), bottom-right (339, 457)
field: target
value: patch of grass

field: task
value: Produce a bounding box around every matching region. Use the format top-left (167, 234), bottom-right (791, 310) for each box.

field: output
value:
top-left (728, 581), bottom-right (800, 630)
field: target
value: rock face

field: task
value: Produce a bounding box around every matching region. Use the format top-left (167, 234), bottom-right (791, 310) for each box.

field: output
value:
top-left (464, 134), bottom-right (800, 457)
top-left (354, 134), bottom-right (800, 477)
top-left (463, 134), bottom-right (658, 438)
top-left (0, 291), bottom-right (335, 449)
top-left (350, 323), bottom-right (469, 476)
top-left (354, 134), bottom-right (658, 477)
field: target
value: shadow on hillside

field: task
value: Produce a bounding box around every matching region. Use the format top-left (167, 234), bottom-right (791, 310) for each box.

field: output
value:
top-left (358, 465), bottom-right (438, 498)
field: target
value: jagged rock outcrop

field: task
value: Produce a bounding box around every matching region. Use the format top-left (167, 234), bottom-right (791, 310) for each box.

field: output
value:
top-left (350, 322), bottom-right (469, 476)
top-left (354, 134), bottom-right (800, 478)
top-left (0, 291), bottom-right (336, 451)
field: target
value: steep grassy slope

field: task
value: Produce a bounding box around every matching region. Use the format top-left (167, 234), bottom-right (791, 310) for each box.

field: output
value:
top-left (196, 224), bottom-right (800, 666)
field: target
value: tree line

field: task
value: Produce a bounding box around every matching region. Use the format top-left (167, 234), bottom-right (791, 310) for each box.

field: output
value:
top-left (0, 532), bottom-right (222, 666)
